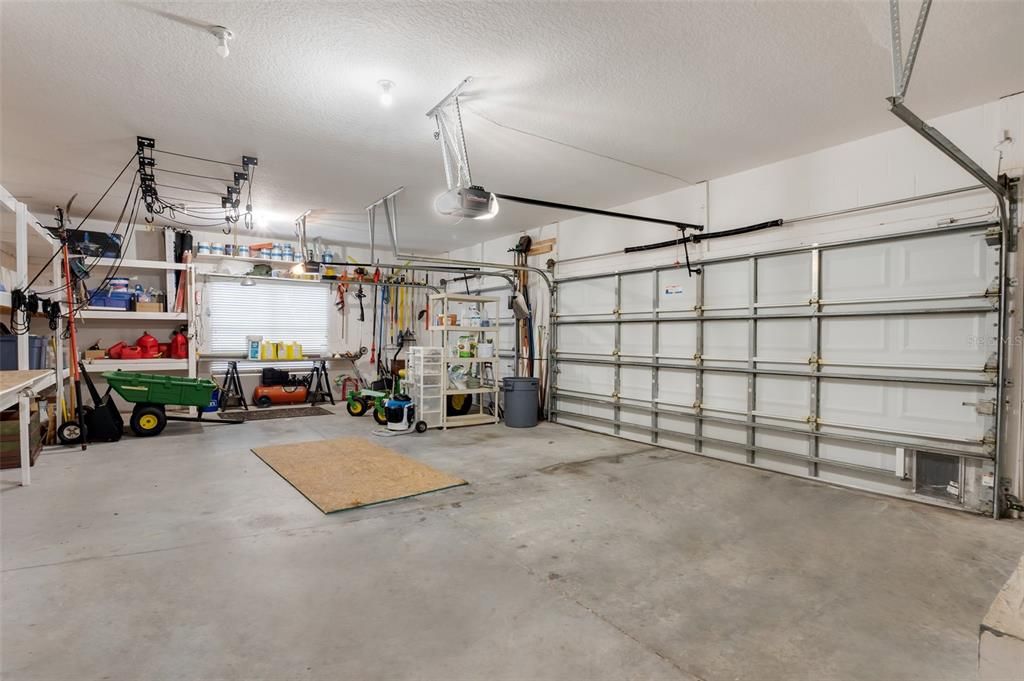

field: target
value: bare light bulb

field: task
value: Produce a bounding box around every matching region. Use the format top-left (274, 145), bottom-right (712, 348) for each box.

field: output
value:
top-left (211, 26), bottom-right (233, 58)
top-left (378, 80), bottom-right (395, 107)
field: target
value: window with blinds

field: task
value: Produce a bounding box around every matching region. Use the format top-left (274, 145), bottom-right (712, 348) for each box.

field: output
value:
top-left (204, 279), bottom-right (331, 370)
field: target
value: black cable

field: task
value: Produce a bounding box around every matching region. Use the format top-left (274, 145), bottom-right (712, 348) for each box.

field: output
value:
top-left (157, 168), bottom-right (235, 183)
top-left (153, 148), bottom-right (243, 168)
top-left (23, 159), bottom-right (135, 289)
top-left (159, 200), bottom-right (224, 210)
top-left (152, 213), bottom-right (230, 229)
top-left (156, 198), bottom-right (229, 222)
top-left (158, 195), bottom-right (222, 206)
top-left (155, 183), bottom-right (223, 197)
top-left (33, 171), bottom-right (139, 298)
top-left (73, 153), bottom-right (137, 231)
top-left (25, 249), bottom-right (63, 289)
top-left (72, 181), bottom-right (142, 315)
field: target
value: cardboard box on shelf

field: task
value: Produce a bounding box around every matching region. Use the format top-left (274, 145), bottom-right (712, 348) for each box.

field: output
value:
top-left (133, 302), bottom-right (165, 313)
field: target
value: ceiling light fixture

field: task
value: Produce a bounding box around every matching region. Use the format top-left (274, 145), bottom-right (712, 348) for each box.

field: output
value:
top-left (378, 80), bottom-right (395, 107)
top-left (211, 26), bottom-right (233, 58)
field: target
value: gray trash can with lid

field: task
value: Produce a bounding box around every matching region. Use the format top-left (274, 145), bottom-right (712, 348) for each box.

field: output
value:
top-left (502, 377), bottom-right (539, 428)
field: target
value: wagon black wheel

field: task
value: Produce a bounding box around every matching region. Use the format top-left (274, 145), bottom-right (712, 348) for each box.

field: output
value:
top-left (346, 399), bottom-right (367, 416)
top-left (130, 404), bottom-right (166, 437)
top-left (415, 421), bottom-right (428, 433)
top-left (372, 407), bottom-right (388, 426)
top-left (58, 421), bottom-right (83, 445)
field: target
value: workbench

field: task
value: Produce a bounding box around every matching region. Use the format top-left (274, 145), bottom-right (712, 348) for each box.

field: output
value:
top-left (0, 369), bottom-right (65, 486)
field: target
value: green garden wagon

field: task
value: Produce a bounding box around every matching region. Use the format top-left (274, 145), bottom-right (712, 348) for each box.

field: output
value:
top-left (103, 371), bottom-right (224, 437)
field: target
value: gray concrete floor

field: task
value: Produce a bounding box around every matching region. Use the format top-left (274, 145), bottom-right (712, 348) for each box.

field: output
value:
top-left (3, 409), bottom-right (1023, 681)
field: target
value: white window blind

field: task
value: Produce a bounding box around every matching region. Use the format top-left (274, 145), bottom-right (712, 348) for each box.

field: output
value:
top-left (205, 280), bottom-right (330, 369)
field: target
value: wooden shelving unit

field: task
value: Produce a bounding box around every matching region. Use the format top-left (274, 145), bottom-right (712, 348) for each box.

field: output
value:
top-left (429, 293), bottom-right (501, 429)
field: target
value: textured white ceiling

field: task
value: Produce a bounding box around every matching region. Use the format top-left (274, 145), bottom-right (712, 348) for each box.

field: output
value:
top-left (2, 1), bottom-right (1021, 249)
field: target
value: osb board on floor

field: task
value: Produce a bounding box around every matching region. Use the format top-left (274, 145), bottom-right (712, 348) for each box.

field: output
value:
top-left (252, 436), bottom-right (466, 513)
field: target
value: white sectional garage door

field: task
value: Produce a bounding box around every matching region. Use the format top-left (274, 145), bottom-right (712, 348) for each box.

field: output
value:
top-left (551, 221), bottom-right (1003, 514)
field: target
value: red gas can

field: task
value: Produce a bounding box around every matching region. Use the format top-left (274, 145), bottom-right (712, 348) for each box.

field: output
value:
top-left (169, 331), bottom-right (188, 359)
top-left (120, 345), bottom-right (143, 360)
top-left (136, 331), bottom-right (160, 359)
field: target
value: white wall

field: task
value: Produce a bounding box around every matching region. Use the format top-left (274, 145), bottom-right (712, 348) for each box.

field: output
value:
top-left (445, 94), bottom-right (1024, 502)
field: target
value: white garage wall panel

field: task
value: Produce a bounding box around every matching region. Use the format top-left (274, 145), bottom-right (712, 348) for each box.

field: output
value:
top-left (552, 220), bottom-right (1004, 514)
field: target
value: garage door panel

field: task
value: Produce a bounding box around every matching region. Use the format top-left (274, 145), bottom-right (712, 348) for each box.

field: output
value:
top-left (620, 426), bottom-right (652, 444)
top-left (659, 432), bottom-right (698, 452)
top-left (657, 271), bottom-right (696, 311)
top-left (620, 406), bottom-right (651, 428)
top-left (757, 319), bottom-right (811, 361)
top-left (704, 261), bottom-right (749, 311)
top-left (901, 232), bottom-right (992, 293)
top-left (620, 323), bottom-right (653, 356)
top-left (559, 324), bottom-right (614, 355)
top-left (620, 272), bottom-right (654, 313)
top-left (659, 414), bottom-right (696, 436)
top-left (620, 367), bottom-right (652, 401)
top-left (756, 375), bottom-right (808, 418)
top-left (757, 252), bottom-right (811, 305)
top-left (817, 440), bottom-right (895, 472)
top-left (554, 397), bottom-right (611, 420)
top-left (558, 413), bottom-right (614, 435)
top-left (701, 441), bottom-right (748, 464)
top-left (822, 314), bottom-right (991, 369)
top-left (822, 231), bottom-right (993, 301)
top-left (559, 279), bottom-right (615, 316)
top-left (657, 369), bottom-right (696, 406)
top-left (704, 320), bottom-right (748, 363)
top-left (756, 452), bottom-right (810, 476)
top-left (553, 221), bottom-right (1002, 514)
top-left (703, 373), bottom-right (747, 413)
top-left (896, 384), bottom-right (988, 437)
top-left (558, 363), bottom-right (615, 394)
top-left (658, 322), bottom-right (697, 359)
top-left (703, 421), bottom-right (746, 444)
top-left (823, 246), bottom-right (889, 298)
top-left (755, 429), bottom-right (809, 455)
top-left (819, 380), bottom-right (987, 440)
top-left (819, 464), bottom-right (909, 497)
top-left (821, 318), bottom-right (887, 354)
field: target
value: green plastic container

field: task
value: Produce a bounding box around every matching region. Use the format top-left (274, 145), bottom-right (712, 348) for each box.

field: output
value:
top-left (103, 372), bottom-right (217, 407)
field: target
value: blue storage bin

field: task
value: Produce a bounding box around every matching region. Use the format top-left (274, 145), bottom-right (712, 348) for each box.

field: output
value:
top-left (0, 335), bottom-right (48, 370)
top-left (87, 289), bottom-right (132, 310)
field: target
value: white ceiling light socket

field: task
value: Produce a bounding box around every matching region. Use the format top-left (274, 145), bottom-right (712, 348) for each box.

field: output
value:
top-left (211, 26), bottom-right (233, 58)
top-left (378, 80), bottom-right (395, 107)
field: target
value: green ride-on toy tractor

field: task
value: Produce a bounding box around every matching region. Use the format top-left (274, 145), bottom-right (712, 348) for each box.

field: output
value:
top-left (346, 387), bottom-right (390, 425)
